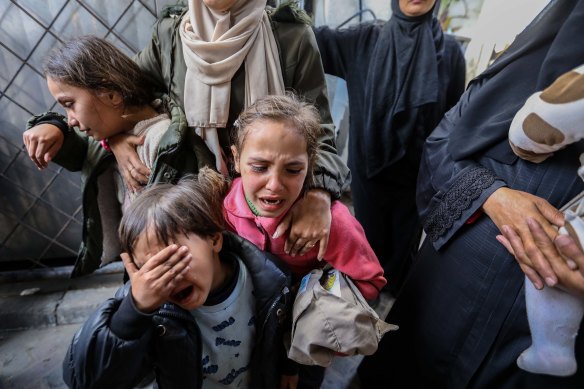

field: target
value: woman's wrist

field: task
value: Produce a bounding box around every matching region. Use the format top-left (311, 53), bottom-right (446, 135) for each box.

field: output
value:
top-left (305, 188), bottom-right (331, 204)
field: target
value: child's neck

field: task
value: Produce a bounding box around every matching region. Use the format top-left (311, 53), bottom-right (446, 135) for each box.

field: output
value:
top-left (245, 194), bottom-right (261, 216)
top-left (206, 254), bottom-right (238, 306)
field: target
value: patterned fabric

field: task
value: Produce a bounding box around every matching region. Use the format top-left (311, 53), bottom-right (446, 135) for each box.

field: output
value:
top-left (423, 166), bottom-right (496, 242)
top-left (192, 258), bottom-right (256, 388)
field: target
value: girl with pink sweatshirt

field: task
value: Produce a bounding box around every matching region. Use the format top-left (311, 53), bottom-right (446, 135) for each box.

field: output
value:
top-left (222, 94), bottom-right (386, 301)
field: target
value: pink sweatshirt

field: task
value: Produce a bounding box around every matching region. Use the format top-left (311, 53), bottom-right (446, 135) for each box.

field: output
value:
top-left (223, 178), bottom-right (386, 300)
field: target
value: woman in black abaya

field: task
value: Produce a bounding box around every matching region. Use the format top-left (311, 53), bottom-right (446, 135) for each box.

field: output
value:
top-left (359, 1), bottom-right (584, 387)
top-left (314, 0), bottom-right (466, 294)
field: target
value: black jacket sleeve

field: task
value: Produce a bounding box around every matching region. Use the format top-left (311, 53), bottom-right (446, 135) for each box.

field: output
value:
top-left (62, 285), bottom-right (155, 389)
top-left (313, 22), bottom-right (379, 79)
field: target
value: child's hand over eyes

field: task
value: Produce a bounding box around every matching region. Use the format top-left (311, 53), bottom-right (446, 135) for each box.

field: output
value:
top-left (121, 245), bottom-right (191, 312)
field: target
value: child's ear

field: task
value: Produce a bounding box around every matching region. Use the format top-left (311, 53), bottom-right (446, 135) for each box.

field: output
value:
top-left (211, 232), bottom-right (223, 253)
top-left (97, 90), bottom-right (123, 107)
top-left (109, 91), bottom-right (124, 107)
top-left (231, 145), bottom-right (240, 173)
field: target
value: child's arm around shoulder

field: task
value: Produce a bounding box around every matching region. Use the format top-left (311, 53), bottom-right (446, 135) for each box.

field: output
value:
top-left (322, 201), bottom-right (387, 300)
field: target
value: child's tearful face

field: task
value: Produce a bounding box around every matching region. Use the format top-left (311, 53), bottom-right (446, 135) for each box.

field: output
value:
top-left (132, 229), bottom-right (224, 310)
top-left (233, 119), bottom-right (309, 218)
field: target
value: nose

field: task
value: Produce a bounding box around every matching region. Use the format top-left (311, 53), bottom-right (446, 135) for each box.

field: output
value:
top-left (67, 114), bottom-right (78, 128)
top-left (265, 173), bottom-right (284, 192)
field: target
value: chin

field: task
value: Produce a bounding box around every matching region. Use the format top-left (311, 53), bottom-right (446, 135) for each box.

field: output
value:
top-left (176, 296), bottom-right (203, 311)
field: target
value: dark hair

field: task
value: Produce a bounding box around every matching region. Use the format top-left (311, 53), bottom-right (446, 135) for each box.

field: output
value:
top-left (43, 35), bottom-right (155, 107)
top-left (119, 168), bottom-right (230, 259)
top-left (232, 93), bottom-right (323, 182)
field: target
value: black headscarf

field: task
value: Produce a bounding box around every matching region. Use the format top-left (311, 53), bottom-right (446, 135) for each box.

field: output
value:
top-left (362, 0), bottom-right (444, 178)
top-left (448, 0), bottom-right (584, 162)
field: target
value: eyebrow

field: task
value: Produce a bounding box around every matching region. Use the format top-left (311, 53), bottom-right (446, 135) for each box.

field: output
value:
top-left (247, 157), bottom-right (306, 166)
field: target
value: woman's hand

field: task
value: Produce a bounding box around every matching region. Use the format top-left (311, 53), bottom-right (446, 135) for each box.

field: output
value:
top-left (483, 187), bottom-right (564, 289)
top-left (121, 245), bottom-right (191, 312)
top-left (499, 218), bottom-right (584, 297)
top-left (109, 133), bottom-right (150, 192)
top-left (274, 189), bottom-right (332, 259)
top-left (22, 124), bottom-right (64, 170)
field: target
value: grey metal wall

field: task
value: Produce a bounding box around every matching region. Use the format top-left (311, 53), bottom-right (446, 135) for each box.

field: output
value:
top-left (0, 0), bottom-right (176, 271)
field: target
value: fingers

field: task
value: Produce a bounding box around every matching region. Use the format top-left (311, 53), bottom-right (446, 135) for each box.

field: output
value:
top-left (140, 245), bottom-right (187, 275)
top-left (501, 224), bottom-right (545, 289)
top-left (279, 189), bottom-right (332, 256)
top-left (122, 162), bottom-right (149, 192)
top-left (109, 134), bottom-right (150, 191)
top-left (122, 167), bottom-right (139, 193)
top-left (43, 140), bottom-right (62, 166)
top-left (130, 162), bottom-right (150, 185)
top-left (518, 262), bottom-right (545, 290)
top-left (129, 245), bottom-right (192, 312)
top-left (32, 138), bottom-right (54, 169)
top-left (555, 234), bottom-right (584, 276)
top-left (520, 218), bottom-right (557, 287)
top-left (316, 233), bottom-right (330, 261)
top-left (496, 234), bottom-right (515, 256)
top-left (121, 253), bottom-right (139, 279)
top-left (126, 142), bottom-right (150, 184)
top-left (127, 134), bottom-right (146, 146)
top-left (299, 240), bottom-right (319, 256)
top-left (23, 132), bottom-right (45, 170)
top-left (23, 126), bottom-right (64, 170)
top-left (536, 198), bottom-right (565, 227)
top-left (158, 247), bottom-right (192, 280)
top-left (283, 236), bottom-right (294, 256)
top-left (287, 236), bottom-right (312, 257)
top-left (143, 246), bottom-right (191, 288)
top-left (287, 236), bottom-right (323, 257)
top-left (25, 137), bottom-right (42, 169)
top-left (274, 213), bottom-right (291, 240)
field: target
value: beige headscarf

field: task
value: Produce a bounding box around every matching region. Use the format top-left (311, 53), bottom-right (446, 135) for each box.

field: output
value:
top-left (179, 0), bottom-right (285, 175)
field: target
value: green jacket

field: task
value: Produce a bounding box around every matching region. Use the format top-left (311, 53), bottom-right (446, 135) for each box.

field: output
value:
top-left (134, 3), bottom-right (350, 196)
top-left (27, 98), bottom-right (215, 276)
top-left (26, 4), bottom-right (349, 276)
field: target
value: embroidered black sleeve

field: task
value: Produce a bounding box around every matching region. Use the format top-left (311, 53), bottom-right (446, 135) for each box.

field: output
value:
top-left (423, 166), bottom-right (496, 242)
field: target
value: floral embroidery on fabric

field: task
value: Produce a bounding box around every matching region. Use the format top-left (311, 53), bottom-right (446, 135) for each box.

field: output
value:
top-left (424, 166), bottom-right (496, 242)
